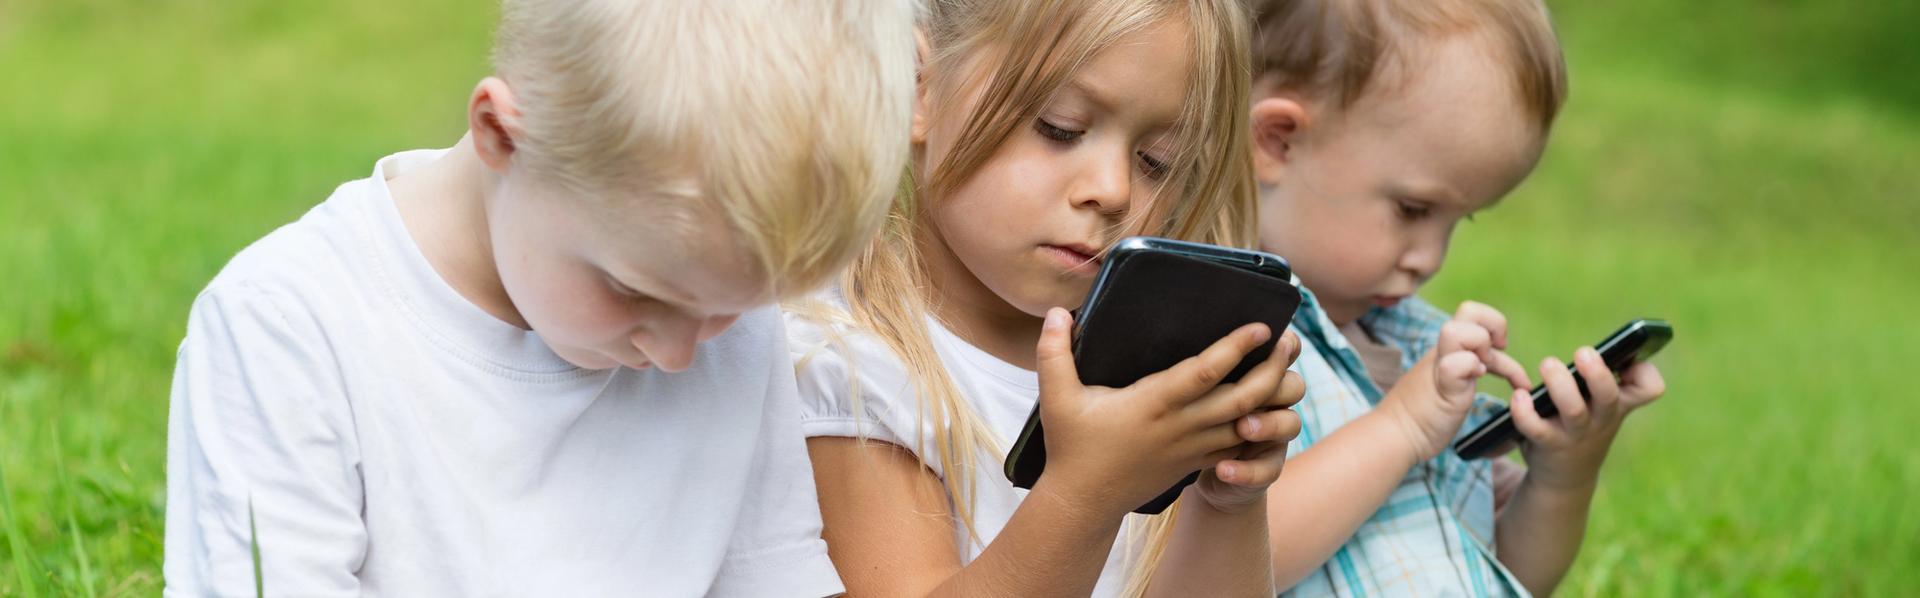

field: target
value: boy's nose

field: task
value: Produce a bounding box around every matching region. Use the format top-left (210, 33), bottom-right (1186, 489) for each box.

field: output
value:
top-left (631, 314), bottom-right (741, 373)
top-left (631, 318), bottom-right (701, 373)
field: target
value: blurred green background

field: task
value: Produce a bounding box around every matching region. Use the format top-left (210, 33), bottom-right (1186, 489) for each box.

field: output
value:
top-left (1, 0), bottom-right (1914, 595)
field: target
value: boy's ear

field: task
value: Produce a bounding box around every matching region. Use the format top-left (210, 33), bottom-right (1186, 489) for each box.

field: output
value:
top-left (469, 77), bottom-right (523, 173)
top-left (909, 27), bottom-right (933, 144)
top-left (1250, 96), bottom-right (1308, 186)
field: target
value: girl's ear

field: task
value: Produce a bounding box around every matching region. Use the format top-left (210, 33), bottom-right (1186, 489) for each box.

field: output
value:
top-left (910, 27), bottom-right (933, 145)
top-left (1250, 95), bottom-right (1308, 186)
top-left (469, 77), bottom-right (524, 173)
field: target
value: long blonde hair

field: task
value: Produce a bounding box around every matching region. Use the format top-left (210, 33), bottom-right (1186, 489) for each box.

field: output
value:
top-left (807, 0), bottom-right (1254, 594)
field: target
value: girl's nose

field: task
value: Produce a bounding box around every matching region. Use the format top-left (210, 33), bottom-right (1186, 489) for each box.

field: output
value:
top-left (1069, 146), bottom-right (1133, 215)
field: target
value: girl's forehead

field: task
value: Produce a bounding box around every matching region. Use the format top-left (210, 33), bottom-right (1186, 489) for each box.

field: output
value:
top-left (1057, 17), bottom-right (1192, 128)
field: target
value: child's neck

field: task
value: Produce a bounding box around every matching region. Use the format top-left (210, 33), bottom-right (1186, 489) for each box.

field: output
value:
top-left (915, 222), bottom-right (1047, 371)
top-left (389, 135), bottom-right (524, 329)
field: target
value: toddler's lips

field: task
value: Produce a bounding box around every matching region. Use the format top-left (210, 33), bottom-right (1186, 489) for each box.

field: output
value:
top-left (1372, 296), bottom-right (1406, 308)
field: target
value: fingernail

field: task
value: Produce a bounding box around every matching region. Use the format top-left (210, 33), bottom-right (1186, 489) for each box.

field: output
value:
top-left (1044, 308), bottom-right (1066, 330)
top-left (1218, 463), bottom-right (1237, 482)
top-left (1244, 415), bottom-right (1262, 435)
top-left (1251, 325), bottom-right (1271, 343)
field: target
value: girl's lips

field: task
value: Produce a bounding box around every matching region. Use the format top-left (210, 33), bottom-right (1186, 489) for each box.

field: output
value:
top-left (1041, 244), bottom-right (1101, 275)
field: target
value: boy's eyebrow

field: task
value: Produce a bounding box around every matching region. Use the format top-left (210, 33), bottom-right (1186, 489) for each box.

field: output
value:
top-left (613, 267), bottom-right (702, 311)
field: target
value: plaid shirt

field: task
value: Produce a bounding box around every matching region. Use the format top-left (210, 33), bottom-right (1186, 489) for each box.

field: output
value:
top-left (1280, 288), bottom-right (1529, 598)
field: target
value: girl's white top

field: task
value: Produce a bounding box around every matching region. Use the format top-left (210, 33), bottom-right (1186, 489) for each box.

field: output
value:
top-left (787, 300), bottom-right (1146, 596)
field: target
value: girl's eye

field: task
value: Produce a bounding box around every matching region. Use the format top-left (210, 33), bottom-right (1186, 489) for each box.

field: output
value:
top-left (1033, 118), bottom-right (1083, 143)
top-left (1136, 151), bottom-right (1170, 181)
top-left (1395, 199), bottom-right (1432, 221)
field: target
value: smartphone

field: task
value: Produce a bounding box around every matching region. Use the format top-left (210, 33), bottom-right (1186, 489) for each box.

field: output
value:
top-left (1452, 319), bottom-right (1674, 460)
top-left (1003, 237), bottom-right (1302, 514)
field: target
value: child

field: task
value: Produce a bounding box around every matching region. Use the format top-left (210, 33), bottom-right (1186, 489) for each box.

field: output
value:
top-left (163, 0), bottom-right (912, 595)
top-left (785, 1), bottom-right (1303, 596)
top-left (1245, 0), bottom-right (1670, 595)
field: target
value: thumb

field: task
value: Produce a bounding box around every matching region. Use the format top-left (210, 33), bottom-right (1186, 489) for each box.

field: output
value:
top-left (1433, 351), bottom-right (1487, 401)
top-left (1035, 308), bottom-right (1082, 400)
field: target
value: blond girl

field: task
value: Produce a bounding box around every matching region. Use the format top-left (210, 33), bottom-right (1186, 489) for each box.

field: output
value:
top-left (787, 1), bottom-right (1304, 595)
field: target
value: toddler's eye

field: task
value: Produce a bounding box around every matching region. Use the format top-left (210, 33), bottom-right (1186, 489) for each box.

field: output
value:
top-left (1395, 199), bottom-right (1432, 221)
top-left (1033, 118), bottom-right (1083, 142)
top-left (1136, 150), bottom-right (1170, 181)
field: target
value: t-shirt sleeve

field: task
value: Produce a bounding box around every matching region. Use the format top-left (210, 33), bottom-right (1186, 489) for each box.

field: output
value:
top-left (786, 315), bottom-right (913, 449)
top-left (164, 283), bottom-right (367, 597)
top-left (709, 333), bottom-right (845, 598)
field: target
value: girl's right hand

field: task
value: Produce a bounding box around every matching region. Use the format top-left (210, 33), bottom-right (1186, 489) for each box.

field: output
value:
top-left (1032, 307), bottom-right (1299, 516)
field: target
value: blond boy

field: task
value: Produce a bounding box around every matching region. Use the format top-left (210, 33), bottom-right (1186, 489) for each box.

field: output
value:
top-left (163, 1), bottom-right (911, 594)
top-left (1246, 0), bottom-right (1668, 595)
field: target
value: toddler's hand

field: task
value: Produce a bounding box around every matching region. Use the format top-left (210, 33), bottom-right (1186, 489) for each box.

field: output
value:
top-left (1382, 301), bottom-right (1530, 461)
top-left (1511, 350), bottom-right (1667, 491)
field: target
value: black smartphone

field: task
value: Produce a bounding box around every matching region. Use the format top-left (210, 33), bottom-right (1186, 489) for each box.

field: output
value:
top-left (1453, 319), bottom-right (1674, 460)
top-left (1003, 237), bottom-right (1302, 514)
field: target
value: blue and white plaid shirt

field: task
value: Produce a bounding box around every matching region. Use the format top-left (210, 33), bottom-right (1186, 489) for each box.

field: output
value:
top-left (1281, 287), bottom-right (1528, 598)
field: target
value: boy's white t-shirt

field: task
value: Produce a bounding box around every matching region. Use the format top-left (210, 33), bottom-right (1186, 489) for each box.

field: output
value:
top-left (786, 302), bottom-right (1142, 596)
top-left (165, 149), bottom-right (842, 597)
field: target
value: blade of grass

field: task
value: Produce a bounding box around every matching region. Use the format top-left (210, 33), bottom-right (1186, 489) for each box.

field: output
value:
top-left (53, 432), bottom-right (97, 598)
top-left (249, 495), bottom-right (264, 598)
top-left (0, 455), bottom-right (43, 598)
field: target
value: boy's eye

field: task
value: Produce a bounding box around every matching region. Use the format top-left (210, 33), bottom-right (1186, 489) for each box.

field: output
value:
top-left (1033, 118), bottom-right (1084, 142)
top-left (1394, 199), bottom-right (1432, 221)
top-left (605, 275), bottom-right (648, 301)
top-left (1136, 150), bottom-right (1170, 181)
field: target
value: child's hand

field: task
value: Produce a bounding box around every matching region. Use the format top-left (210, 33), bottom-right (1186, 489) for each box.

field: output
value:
top-left (1381, 302), bottom-right (1531, 461)
top-left (1511, 350), bottom-right (1667, 491)
top-left (1033, 308), bottom-right (1299, 516)
top-left (1189, 332), bottom-right (1307, 513)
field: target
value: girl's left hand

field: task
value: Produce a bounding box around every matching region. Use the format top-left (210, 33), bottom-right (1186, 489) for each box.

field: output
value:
top-left (1190, 333), bottom-right (1307, 513)
top-left (1511, 348), bottom-right (1667, 491)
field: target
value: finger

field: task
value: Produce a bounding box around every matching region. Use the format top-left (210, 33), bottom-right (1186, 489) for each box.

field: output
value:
top-left (1572, 347), bottom-right (1621, 422)
top-left (1179, 422), bottom-right (1251, 459)
top-left (1188, 337), bottom-right (1291, 425)
top-left (1539, 357), bottom-right (1590, 431)
top-left (1452, 301), bottom-right (1510, 349)
top-left (1273, 370), bottom-right (1306, 410)
top-left (1279, 329), bottom-right (1303, 365)
top-left (1437, 320), bottom-right (1492, 357)
top-left (1617, 362), bottom-right (1667, 411)
top-left (1509, 387), bottom-right (1565, 445)
top-left (1033, 308), bottom-right (1083, 406)
top-left (1143, 322), bottom-right (1272, 405)
top-left (1215, 443), bottom-right (1288, 487)
top-left (1434, 350), bottom-right (1488, 399)
top-left (1235, 408), bottom-right (1301, 444)
top-left (1485, 349), bottom-right (1533, 392)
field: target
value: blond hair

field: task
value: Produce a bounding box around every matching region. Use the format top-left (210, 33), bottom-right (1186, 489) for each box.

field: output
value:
top-left (492, 0), bottom-right (915, 296)
top-left (799, 1), bottom-right (1255, 595)
top-left (1251, 0), bottom-right (1568, 131)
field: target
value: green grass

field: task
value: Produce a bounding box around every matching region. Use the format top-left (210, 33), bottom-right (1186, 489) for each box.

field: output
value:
top-left (1, 0), bottom-right (1914, 595)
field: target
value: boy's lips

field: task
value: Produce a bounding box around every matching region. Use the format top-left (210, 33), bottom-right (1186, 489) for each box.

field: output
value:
top-left (1372, 295), bottom-right (1406, 308)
